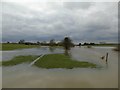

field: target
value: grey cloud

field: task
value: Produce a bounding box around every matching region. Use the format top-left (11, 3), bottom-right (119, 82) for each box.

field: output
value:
top-left (64, 2), bottom-right (93, 10)
top-left (1, 2), bottom-right (118, 43)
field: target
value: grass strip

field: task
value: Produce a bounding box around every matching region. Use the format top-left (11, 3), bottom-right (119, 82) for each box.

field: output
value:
top-left (34, 54), bottom-right (97, 69)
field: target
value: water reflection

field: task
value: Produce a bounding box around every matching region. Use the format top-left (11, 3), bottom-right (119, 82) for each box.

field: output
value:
top-left (64, 50), bottom-right (69, 56)
top-left (49, 46), bottom-right (56, 52)
top-left (106, 62), bottom-right (108, 69)
top-left (2, 46), bottom-right (64, 60)
top-left (64, 50), bottom-right (72, 58)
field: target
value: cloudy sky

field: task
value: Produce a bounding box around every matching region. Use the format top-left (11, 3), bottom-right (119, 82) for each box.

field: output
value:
top-left (1, 0), bottom-right (118, 43)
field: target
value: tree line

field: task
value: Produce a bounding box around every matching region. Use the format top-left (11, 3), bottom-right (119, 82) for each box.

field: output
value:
top-left (5, 37), bottom-right (97, 47)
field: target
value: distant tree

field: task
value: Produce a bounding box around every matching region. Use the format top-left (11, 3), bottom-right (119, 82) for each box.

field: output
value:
top-left (83, 42), bottom-right (86, 45)
top-left (49, 39), bottom-right (55, 46)
top-left (83, 42), bottom-right (89, 45)
top-left (62, 37), bottom-right (74, 50)
top-left (7, 41), bottom-right (10, 44)
top-left (90, 43), bottom-right (95, 45)
top-left (41, 41), bottom-right (47, 46)
top-left (43, 41), bottom-right (46, 44)
top-left (37, 41), bottom-right (40, 45)
top-left (78, 43), bottom-right (81, 46)
top-left (57, 41), bottom-right (63, 46)
top-left (18, 39), bottom-right (25, 44)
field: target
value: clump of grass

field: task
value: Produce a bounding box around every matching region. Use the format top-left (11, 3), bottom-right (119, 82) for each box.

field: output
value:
top-left (34, 54), bottom-right (97, 69)
top-left (2, 55), bottom-right (39, 66)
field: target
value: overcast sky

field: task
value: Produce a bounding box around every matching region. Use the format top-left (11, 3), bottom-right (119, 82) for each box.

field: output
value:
top-left (1, 0), bottom-right (118, 43)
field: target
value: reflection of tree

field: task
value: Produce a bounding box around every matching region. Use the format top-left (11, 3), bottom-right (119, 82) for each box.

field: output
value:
top-left (49, 46), bottom-right (55, 52)
top-left (64, 49), bottom-right (72, 57)
top-left (106, 62), bottom-right (108, 69)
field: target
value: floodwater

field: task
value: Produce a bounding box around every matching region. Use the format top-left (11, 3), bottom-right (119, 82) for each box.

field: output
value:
top-left (2, 46), bottom-right (64, 61)
top-left (1, 46), bottom-right (118, 88)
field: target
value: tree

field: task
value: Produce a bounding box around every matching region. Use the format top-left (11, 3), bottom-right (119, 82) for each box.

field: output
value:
top-left (18, 39), bottom-right (25, 44)
top-left (62, 37), bottom-right (73, 50)
top-left (90, 43), bottom-right (95, 45)
top-left (41, 41), bottom-right (47, 46)
top-left (57, 41), bottom-right (63, 46)
top-left (7, 41), bottom-right (10, 44)
top-left (78, 43), bottom-right (81, 46)
top-left (37, 41), bottom-right (40, 45)
top-left (49, 39), bottom-right (55, 46)
top-left (83, 42), bottom-right (89, 45)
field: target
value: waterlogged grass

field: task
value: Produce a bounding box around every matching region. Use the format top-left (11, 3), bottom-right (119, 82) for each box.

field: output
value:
top-left (34, 54), bottom-right (97, 69)
top-left (1, 43), bottom-right (40, 51)
top-left (2, 55), bottom-right (39, 66)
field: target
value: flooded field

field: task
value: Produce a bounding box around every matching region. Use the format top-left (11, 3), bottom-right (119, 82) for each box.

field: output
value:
top-left (2, 47), bottom-right (64, 61)
top-left (1, 46), bottom-right (118, 88)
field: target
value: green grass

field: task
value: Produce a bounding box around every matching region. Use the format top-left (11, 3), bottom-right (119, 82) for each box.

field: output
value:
top-left (2, 55), bottom-right (39, 66)
top-left (1, 43), bottom-right (40, 51)
top-left (34, 54), bottom-right (97, 69)
top-left (92, 44), bottom-right (119, 47)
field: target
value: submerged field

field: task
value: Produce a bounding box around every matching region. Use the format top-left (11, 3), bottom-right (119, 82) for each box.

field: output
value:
top-left (2, 55), bottom-right (39, 66)
top-left (1, 43), bottom-right (40, 51)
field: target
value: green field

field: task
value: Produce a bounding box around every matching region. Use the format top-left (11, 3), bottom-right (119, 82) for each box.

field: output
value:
top-left (1, 43), bottom-right (40, 51)
top-left (34, 54), bottom-right (97, 69)
top-left (2, 55), bottom-right (39, 66)
top-left (91, 44), bottom-right (118, 47)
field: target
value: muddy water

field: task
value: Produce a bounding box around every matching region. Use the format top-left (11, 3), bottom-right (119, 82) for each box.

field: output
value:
top-left (2, 46), bottom-right (118, 88)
